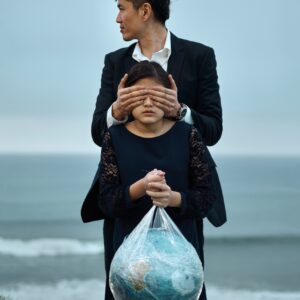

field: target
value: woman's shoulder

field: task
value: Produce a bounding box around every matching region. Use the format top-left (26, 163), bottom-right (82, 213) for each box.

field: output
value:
top-left (108, 124), bottom-right (126, 136)
top-left (173, 121), bottom-right (194, 134)
top-left (174, 123), bottom-right (205, 145)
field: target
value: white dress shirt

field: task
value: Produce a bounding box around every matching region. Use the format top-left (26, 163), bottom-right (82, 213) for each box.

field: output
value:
top-left (106, 30), bottom-right (193, 127)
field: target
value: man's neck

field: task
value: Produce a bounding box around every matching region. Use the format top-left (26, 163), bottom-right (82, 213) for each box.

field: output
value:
top-left (137, 24), bottom-right (168, 59)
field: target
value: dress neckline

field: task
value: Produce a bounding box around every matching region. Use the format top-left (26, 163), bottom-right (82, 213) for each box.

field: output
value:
top-left (123, 121), bottom-right (179, 140)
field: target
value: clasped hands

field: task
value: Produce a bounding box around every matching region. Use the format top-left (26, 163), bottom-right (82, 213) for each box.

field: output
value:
top-left (112, 74), bottom-right (181, 121)
top-left (144, 169), bottom-right (180, 208)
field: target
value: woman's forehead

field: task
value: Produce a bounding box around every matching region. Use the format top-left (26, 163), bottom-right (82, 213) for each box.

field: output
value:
top-left (133, 77), bottom-right (163, 87)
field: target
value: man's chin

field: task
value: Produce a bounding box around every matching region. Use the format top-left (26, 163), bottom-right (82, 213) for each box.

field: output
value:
top-left (122, 34), bottom-right (134, 42)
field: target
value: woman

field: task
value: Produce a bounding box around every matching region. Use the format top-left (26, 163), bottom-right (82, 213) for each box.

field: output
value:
top-left (98, 61), bottom-right (216, 299)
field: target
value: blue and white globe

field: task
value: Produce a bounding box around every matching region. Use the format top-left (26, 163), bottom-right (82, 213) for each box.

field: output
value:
top-left (110, 228), bottom-right (203, 300)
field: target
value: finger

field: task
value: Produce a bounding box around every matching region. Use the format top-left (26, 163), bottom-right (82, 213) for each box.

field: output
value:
top-left (147, 186), bottom-right (162, 192)
top-left (156, 169), bottom-right (165, 175)
top-left (150, 96), bottom-right (177, 109)
top-left (168, 74), bottom-right (177, 91)
top-left (148, 88), bottom-right (176, 99)
top-left (118, 74), bottom-right (128, 89)
top-left (120, 95), bottom-right (146, 109)
top-left (148, 93), bottom-right (176, 105)
top-left (126, 101), bottom-right (144, 113)
top-left (148, 85), bottom-right (174, 94)
top-left (151, 100), bottom-right (174, 115)
top-left (119, 88), bottom-right (148, 99)
top-left (148, 182), bottom-right (165, 190)
top-left (151, 169), bottom-right (165, 177)
top-left (146, 189), bottom-right (169, 198)
top-left (146, 190), bottom-right (160, 197)
top-left (149, 173), bottom-right (165, 180)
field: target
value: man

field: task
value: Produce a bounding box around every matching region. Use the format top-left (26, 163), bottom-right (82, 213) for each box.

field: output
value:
top-left (81, 1), bottom-right (226, 299)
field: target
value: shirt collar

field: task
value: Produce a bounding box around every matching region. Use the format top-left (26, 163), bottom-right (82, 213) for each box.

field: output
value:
top-left (132, 29), bottom-right (171, 62)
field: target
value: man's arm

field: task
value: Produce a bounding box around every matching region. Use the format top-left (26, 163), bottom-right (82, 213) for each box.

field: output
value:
top-left (191, 48), bottom-right (222, 146)
top-left (147, 48), bottom-right (222, 146)
top-left (92, 54), bottom-right (115, 147)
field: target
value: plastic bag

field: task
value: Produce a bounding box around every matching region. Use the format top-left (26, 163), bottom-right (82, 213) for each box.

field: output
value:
top-left (109, 206), bottom-right (204, 300)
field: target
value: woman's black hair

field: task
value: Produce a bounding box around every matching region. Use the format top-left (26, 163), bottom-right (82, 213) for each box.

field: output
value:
top-left (125, 61), bottom-right (171, 88)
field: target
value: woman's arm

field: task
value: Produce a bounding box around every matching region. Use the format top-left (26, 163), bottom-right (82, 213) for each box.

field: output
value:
top-left (98, 132), bottom-right (165, 217)
top-left (184, 127), bottom-right (217, 218)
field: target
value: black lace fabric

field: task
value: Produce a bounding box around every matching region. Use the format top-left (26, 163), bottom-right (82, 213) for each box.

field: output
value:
top-left (188, 127), bottom-right (216, 217)
top-left (98, 131), bottom-right (124, 217)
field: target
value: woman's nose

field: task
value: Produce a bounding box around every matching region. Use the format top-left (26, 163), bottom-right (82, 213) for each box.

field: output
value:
top-left (143, 96), bottom-right (153, 106)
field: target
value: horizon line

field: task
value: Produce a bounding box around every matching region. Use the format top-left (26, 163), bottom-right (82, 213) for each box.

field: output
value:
top-left (0, 151), bottom-right (299, 158)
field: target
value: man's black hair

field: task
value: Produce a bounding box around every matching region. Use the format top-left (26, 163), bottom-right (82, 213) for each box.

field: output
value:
top-left (118, 0), bottom-right (170, 24)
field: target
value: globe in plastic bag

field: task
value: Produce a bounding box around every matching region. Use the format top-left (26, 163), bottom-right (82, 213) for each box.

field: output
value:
top-left (109, 206), bottom-right (204, 300)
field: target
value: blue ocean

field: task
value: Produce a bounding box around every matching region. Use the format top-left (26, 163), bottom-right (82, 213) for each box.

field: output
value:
top-left (0, 154), bottom-right (300, 300)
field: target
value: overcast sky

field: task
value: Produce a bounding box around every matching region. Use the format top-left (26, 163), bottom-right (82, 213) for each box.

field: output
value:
top-left (0, 0), bottom-right (299, 155)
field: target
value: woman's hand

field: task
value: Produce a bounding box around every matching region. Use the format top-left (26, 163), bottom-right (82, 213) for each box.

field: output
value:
top-left (144, 169), bottom-right (165, 191)
top-left (146, 181), bottom-right (172, 208)
top-left (144, 169), bottom-right (181, 208)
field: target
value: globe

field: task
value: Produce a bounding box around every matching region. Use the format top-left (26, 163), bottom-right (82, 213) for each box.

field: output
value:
top-left (109, 228), bottom-right (203, 300)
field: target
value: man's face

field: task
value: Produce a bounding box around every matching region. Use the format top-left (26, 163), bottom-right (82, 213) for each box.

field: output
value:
top-left (116, 0), bottom-right (145, 41)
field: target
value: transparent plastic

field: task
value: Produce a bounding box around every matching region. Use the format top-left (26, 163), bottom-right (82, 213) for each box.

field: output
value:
top-left (109, 206), bottom-right (204, 300)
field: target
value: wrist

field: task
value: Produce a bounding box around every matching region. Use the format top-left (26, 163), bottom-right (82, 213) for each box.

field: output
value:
top-left (143, 177), bottom-right (148, 192)
top-left (112, 102), bottom-right (126, 121)
top-left (129, 178), bottom-right (147, 201)
top-left (167, 103), bottom-right (187, 121)
top-left (169, 191), bottom-right (181, 207)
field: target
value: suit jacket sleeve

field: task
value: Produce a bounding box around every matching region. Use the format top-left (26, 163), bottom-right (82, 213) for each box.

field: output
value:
top-left (191, 47), bottom-right (222, 146)
top-left (91, 54), bottom-right (116, 147)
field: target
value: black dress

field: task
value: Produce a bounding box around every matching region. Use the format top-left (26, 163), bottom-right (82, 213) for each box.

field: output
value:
top-left (98, 121), bottom-right (216, 300)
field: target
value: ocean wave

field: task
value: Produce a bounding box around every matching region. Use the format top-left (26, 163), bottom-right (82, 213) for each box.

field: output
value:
top-left (1, 235), bottom-right (299, 258)
top-left (205, 235), bottom-right (300, 243)
top-left (0, 280), bottom-right (105, 300)
top-left (207, 286), bottom-right (300, 300)
top-left (0, 237), bottom-right (103, 257)
top-left (0, 280), bottom-right (300, 300)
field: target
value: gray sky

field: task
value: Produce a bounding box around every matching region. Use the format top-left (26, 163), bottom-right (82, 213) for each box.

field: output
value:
top-left (1, 0), bottom-right (299, 155)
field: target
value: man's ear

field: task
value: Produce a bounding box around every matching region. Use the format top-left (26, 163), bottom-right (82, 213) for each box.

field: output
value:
top-left (139, 3), bottom-right (152, 21)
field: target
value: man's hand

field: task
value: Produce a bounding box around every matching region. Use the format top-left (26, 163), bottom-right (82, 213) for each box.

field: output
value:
top-left (147, 74), bottom-right (181, 118)
top-left (112, 74), bottom-right (149, 121)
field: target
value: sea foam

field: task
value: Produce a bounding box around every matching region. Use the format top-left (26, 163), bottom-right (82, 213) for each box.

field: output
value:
top-left (0, 237), bottom-right (103, 257)
top-left (0, 280), bottom-right (300, 300)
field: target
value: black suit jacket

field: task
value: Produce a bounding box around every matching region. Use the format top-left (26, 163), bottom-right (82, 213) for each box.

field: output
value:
top-left (81, 33), bottom-right (226, 226)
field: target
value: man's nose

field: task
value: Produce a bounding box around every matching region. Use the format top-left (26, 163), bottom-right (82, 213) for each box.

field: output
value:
top-left (116, 12), bottom-right (121, 23)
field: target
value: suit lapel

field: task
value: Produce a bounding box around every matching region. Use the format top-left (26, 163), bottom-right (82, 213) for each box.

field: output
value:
top-left (124, 43), bottom-right (137, 72)
top-left (124, 56), bottom-right (136, 73)
top-left (167, 33), bottom-right (185, 85)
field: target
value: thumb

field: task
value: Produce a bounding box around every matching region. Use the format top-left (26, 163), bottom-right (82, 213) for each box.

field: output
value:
top-left (168, 74), bottom-right (177, 91)
top-left (118, 73), bottom-right (128, 90)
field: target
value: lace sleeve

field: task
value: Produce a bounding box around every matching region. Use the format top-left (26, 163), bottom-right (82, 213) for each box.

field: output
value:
top-left (186, 127), bottom-right (216, 218)
top-left (97, 131), bottom-right (125, 218)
